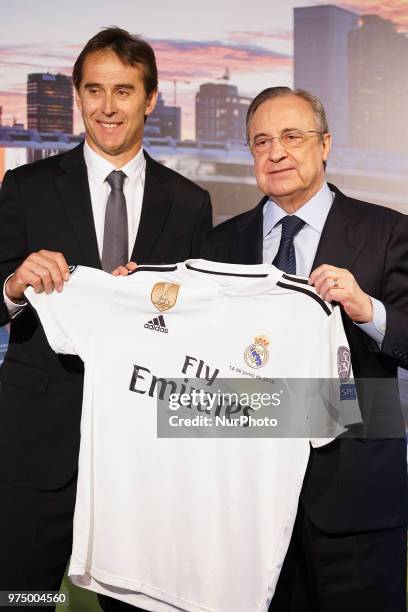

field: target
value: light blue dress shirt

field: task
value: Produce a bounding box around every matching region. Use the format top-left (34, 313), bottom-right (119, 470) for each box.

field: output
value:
top-left (263, 182), bottom-right (386, 345)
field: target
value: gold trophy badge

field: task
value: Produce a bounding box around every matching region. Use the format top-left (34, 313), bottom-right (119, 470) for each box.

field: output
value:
top-left (151, 282), bottom-right (180, 312)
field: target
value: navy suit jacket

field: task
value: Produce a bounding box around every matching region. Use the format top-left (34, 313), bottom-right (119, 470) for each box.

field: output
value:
top-left (204, 184), bottom-right (408, 533)
top-left (0, 143), bottom-right (212, 490)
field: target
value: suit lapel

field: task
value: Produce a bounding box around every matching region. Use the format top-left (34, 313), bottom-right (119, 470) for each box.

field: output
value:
top-left (234, 197), bottom-right (266, 264)
top-left (312, 185), bottom-right (366, 272)
top-left (131, 152), bottom-right (173, 263)
top-left (55, 144), bottom-right (101, 269)
top-left (233, 186), bottom-right (365, 270)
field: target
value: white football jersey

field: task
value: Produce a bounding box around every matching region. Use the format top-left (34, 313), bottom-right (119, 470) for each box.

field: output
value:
top-left (26, 260), bottom-right (359, 612)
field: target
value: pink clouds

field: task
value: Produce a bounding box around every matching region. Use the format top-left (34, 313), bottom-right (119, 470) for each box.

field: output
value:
top-left (319, 0), bottom-right (408, 30)
top-left (0, 42), bottom-right (78, 78)
top-left (0, 35), bottom-right (293, 135)
top-left (151, 38), bottom-right (292, 83)
top-left (0, 91), bottom-right (26, 126)
top-left (228, 30), bottom-right (293, 43)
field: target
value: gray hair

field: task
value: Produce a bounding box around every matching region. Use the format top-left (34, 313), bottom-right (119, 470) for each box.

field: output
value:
top-left (245, 86), bottom-right (329, 143)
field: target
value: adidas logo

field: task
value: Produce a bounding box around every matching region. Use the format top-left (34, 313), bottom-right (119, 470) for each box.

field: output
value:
top-left (144, 315), bottom-right (168, 334)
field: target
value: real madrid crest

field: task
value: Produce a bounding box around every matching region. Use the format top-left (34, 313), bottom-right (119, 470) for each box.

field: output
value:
top-left (151, 282), bottom-right (180, 312)
top-left (244, 335), bottom-right (270, 369)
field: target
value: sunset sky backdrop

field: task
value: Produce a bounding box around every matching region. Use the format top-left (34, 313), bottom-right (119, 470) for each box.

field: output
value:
top-left (2, 0), bottom-right (408, 138)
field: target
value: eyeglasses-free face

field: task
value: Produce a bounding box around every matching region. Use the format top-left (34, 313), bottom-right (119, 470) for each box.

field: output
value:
top-left (75, 49), bottom-right (158, 167)
top-left (247, 95), bottom-right (331, 211)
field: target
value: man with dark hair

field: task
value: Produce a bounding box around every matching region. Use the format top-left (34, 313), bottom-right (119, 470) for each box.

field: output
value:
top-left (205, 87), bottom-right (408, 611)
top-left (0, 26), bottom-right (211, 611)
top-left (72, 27), bottom-right (159, 96)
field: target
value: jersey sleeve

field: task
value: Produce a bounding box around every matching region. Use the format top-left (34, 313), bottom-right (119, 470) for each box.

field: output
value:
top-left (25, 266), bottom-right (115, 359)
top-left (309, 305), bottom-right (361, 448)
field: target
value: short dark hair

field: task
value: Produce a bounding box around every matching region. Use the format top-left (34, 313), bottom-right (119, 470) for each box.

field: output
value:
top-left (72, 26), bottom-right (158, 96)
top-left (245, 86), bottom-right (329, 142)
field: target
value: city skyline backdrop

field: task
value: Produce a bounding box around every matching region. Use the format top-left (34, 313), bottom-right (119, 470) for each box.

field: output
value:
top-left (2, 0), bottom-right (408, 140)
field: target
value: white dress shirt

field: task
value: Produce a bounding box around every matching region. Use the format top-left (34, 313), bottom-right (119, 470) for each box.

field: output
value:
top-left (262, 182), bottom-right (386, 345)
top-left (83, 141), bottom-right (146, 260)
top-left (4, 141), bottom-right (146, 317)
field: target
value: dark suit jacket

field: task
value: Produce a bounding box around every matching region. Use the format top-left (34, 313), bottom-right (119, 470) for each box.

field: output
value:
top-left (0, 143), bottom-right (212, 490)
top-left (204, 184), bottom-right (408, 533)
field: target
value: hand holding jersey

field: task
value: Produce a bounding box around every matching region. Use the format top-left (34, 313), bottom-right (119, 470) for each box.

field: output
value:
top-left (113, 261), bottom-right (375, 327)
top-left (310, 264), bottom-right (374, 323)
top-left (5, 250), bottom-right (70, 301)
top-left (111, 261), bottom-right (138, 276)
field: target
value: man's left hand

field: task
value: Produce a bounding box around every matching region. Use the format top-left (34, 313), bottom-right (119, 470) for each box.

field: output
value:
top-left (309, 264), bottom-right (373, 323)
top-left (111, 262), bottom-right (137, 276)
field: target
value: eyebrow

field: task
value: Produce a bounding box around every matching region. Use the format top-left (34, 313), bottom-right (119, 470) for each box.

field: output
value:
top-left (83, 83), bottom-right (135, 90)
top-left (113, 84), bottom-right (135, 90)
top-left (252, 127), bottom-right (302, 139)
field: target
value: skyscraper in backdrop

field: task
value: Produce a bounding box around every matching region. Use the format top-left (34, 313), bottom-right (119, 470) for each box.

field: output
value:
top-left (27, 73), bottom-right (73, 133)
top-left (294, 5), bottom-right (359, 147)
top-left (146, 92), bottom-right (181, 140)
top-left (195, 82), bottom-right (250, 143)
top-left (348, 14), bottom-right (408, 153)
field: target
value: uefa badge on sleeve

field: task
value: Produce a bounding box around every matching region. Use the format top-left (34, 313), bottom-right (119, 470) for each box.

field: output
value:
top-left (151, 282), bottom-right (180, 312)
top-left (337, 346), bottom-right (357, 400)
top-left (244, 335), bottom-right (270, 369)
top-left (337, 346), bottom-right (351, 382)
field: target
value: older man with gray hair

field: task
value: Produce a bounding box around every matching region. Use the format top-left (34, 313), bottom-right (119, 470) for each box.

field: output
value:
top-left (205, 86), bottom-right (408, 612)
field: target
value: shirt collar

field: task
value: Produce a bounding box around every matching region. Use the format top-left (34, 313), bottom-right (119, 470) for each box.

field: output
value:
top-left (83, 140), bottom-right (145, 185)
top-left (263, 182), bottom-right (334, 238)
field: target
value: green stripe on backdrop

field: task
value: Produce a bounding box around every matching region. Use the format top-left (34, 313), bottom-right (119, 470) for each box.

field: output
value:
top-left (57, 574), bottom-right (101, 612)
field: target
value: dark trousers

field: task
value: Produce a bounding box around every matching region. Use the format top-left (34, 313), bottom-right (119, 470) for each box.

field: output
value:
top-left (270, 504), bottom-right (407, 612)
top-left (0, 479), bottom-right (147, 612)
top-left (0, 478), bottom-right (77, 612)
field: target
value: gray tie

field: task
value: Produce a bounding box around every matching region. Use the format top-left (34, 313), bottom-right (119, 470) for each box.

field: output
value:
top-left (102, 170), bottom-right (128, 272)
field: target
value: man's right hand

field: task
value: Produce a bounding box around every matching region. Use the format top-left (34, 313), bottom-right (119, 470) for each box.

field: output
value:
top-left (6, 250), bottom-right (70, 302)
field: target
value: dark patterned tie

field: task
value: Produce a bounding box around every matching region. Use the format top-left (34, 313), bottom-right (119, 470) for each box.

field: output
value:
top-left (272, 215), bottom-right (305, 274)
top-left (102, 170), bottom-right (128, 272)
